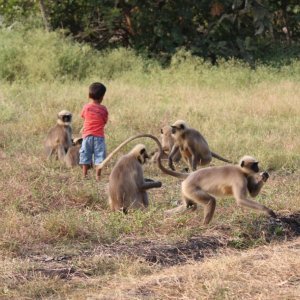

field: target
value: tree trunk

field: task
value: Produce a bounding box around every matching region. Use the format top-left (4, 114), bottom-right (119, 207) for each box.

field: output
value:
top-left (281, 0), bottom-right (291, 45)
top-left (39, 0), bottom-right (51, 32)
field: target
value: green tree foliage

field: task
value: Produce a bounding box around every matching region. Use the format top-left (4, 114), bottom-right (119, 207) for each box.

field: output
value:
top-left (0, 0), bottom-right (299, 63)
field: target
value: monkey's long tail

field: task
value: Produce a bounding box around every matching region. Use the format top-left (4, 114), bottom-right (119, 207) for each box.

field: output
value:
top-left (96, 134), bottom-right (188, 179)
top-left (211, 151), bottom-right (232, 164)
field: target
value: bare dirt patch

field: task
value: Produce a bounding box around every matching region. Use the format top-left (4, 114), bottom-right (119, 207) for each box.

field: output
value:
top-left (24, 212), bottom-right (300, 281)
top-left (94, 235), bottom-right (226, 266)
top-left (264, 212), bottom-right (300, 239)
top-left (27, 235), bottom-right (226, 281)
top-left (102, 237), bottom-right (300, 300)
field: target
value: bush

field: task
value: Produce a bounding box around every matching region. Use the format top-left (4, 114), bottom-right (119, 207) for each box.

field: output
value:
top-left (0, 27), bottom-right (98, 82)
top-left (1, 26), bottom-right (300, 85)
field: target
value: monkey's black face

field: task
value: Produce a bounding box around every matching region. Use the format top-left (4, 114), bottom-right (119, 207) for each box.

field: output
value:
top-left (139, 148), bottom-right (149, 164)
top-left (251, 162), bottom-right (259, 173)
top-left (62, 115), bottom-right (72, 123)
top-left (171, 126), bottom-right (178, 134)
top-left (143, 151), bottom-right (150, 163)
top-left (171, 123), bottom-right (185, 134)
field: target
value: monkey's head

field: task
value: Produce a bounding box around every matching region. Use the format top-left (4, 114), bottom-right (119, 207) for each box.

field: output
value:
top-left (239, 155), bottom-right (260, 174)
top-left (160, 125), bottom-right (174, 151)
top-left (57, 110), bottom-right (72, 126)
top-left (130, 144), bottom-right (149, 164)
top-left (170, 120), bottom-right (188, 135)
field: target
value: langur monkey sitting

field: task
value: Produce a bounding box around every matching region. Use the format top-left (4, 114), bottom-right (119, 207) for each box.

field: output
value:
top-left (168, 120), bottom-right (231, 171)
top-left (162, 155), bottom-right (276, 224)
top-left (64, 137), bottom-right (83, 168)
top-left (150, 125), bottom-right (181, 163)
top-left (44, 110), bottom-right (73, 161)
top-left (97, 135), bottom-right (163, 213)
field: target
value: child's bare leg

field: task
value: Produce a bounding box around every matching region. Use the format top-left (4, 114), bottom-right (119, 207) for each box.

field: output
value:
top-left (96, 168), bottom-right (101, 181)
top-left (82, 164), bottom-right (89, 177)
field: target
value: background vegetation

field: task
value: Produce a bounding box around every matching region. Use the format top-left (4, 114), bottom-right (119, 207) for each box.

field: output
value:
top-left (0, 6), bottom-right (299, 299)
top-left (0, 0), bottom-right (299, 64)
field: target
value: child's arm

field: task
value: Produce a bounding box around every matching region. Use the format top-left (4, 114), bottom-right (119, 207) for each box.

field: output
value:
top-left (80, 105), bottom-right (86, 119)
top-left (103, 107), bottom-right (108, 124)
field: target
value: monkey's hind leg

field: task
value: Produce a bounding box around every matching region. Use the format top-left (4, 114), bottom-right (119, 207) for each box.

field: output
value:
top-left (45, 146), bottom-right (54, 160)
top-left (203, 196), bottom-right (216, 225)
top-left (164, 204), bottom-right (187, 217)
top-left (142, 192), bottom-right (149, 208)
top-left (189, 148), bottom-right (201, 171)
top-left (164, 195), bottom-right (197, 217)
top-left (182, 184), bottom-right (216, 225)
top-left (57, 145), bottom-right (67, 161)
top-left (200, 155), bottom-right (212, 167)
top-left (109, 196), bottom-right (123, 212)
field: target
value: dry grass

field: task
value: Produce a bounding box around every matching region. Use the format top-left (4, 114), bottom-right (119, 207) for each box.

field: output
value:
top-left (0, 67), bottom-right (300, 298)
top-left (78, 237), bottom-right (300, 300)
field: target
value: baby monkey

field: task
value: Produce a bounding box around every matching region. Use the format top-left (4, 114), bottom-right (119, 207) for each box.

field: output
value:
top-left (169, 120), bottom-right (231, 171)
top-left (64, 137), bottom-right (83, 168)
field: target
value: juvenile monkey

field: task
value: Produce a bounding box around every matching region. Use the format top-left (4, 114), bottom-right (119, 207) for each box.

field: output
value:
top-left (108, 143), bottom-right (162, 213)
top-left (150, 125), bottom-right (181, 163)
top-left (64, 137), bottom-right (83, 168)
top-left (161, 155), bottom-right (276, 224)
top-left (168, 120), bottom-right (231, 171)
top-left (44, 110), bottom-right (73, 161)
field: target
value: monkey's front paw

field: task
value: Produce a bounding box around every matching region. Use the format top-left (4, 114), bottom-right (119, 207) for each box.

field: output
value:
top-left (144, 178), bottom-right (155, 182)
top-left (260, 171), bottom-right (269, 182)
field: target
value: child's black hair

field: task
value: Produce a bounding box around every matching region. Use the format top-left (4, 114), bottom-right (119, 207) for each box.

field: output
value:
top-left (89, 82), bottom-right (106, 100)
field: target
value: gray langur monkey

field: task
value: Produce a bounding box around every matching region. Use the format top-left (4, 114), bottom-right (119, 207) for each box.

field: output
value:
top-left (96, 134), bottom-right (164, 213)
top-left (168, 120), bottom-right (231, 171)
top-left (150, 125), bottom-right (181, 163)
top-left (161, 155), bottom-right (276, 225)
top-left (64, 137), bottom-right (83, 168)
top-left (44, 110), bottom-right (73, 161)
top-left (98, 134), bottom-right (276, 224)
top-left (108, 144), bottom-right (162, 213)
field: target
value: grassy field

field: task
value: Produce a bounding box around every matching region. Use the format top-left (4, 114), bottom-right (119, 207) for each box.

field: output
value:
top-left (0, 30), bottom-right (300, 298)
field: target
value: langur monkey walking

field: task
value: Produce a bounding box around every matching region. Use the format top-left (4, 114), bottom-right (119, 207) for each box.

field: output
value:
top-left (44, 110), bottom-right (73, 161)
top-left (168, 120), bottom-right (231, 171)
top-left (163, 155), bottom-right (276, 224)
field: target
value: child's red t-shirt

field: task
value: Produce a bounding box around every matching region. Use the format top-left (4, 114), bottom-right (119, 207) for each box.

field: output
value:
top-left (81, 102), bottom-right (108, 138)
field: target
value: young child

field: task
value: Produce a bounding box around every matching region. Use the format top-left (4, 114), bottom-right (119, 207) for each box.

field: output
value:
top-left (80, 82), bottom-right (108, 180)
